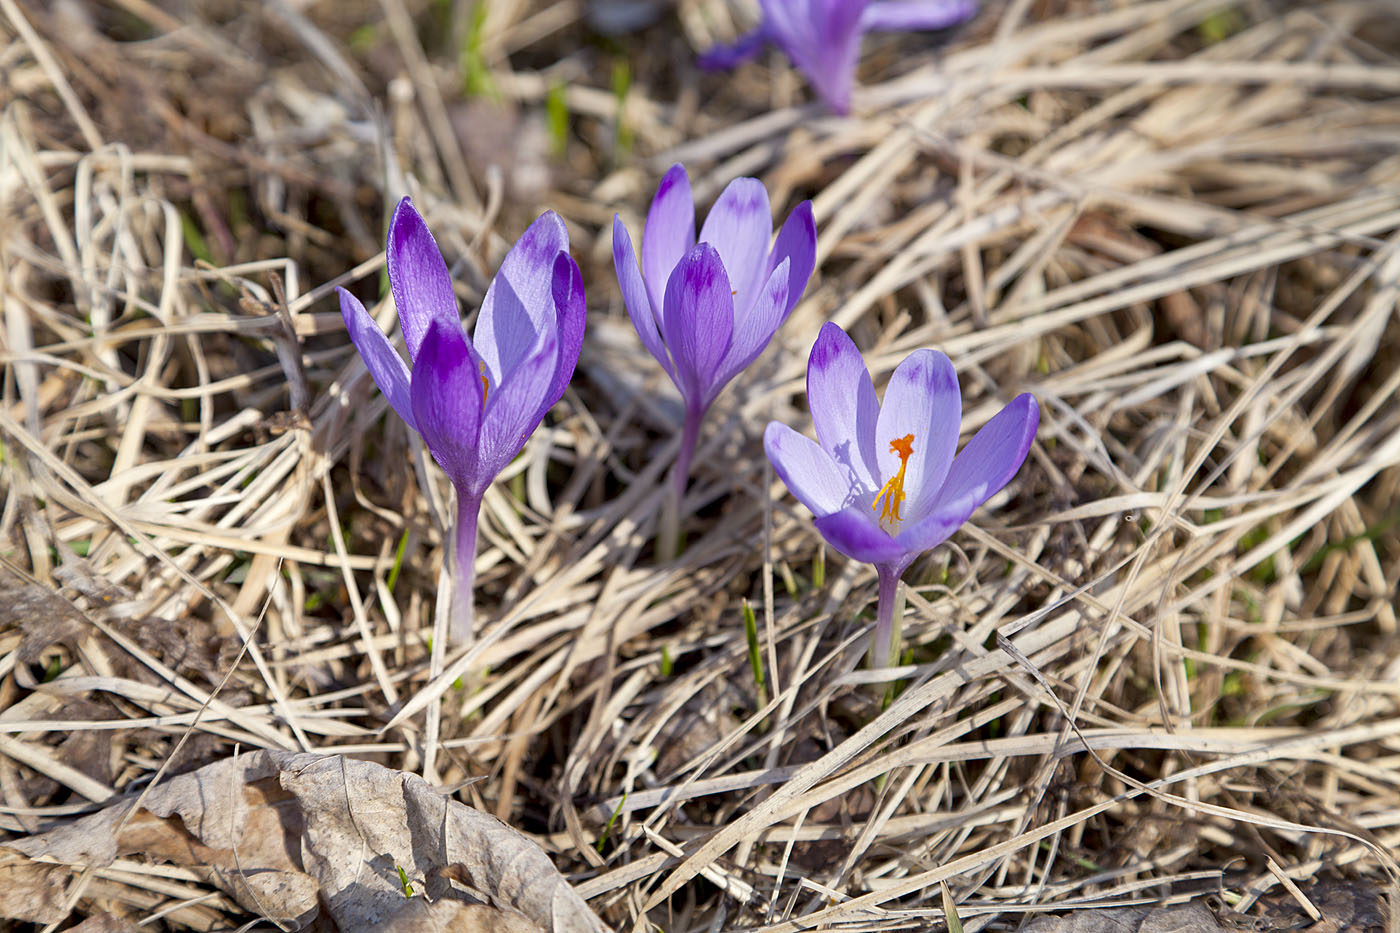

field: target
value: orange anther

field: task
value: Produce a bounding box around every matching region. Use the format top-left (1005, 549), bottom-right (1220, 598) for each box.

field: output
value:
top-left (872, 433), bottom-right (915, 528)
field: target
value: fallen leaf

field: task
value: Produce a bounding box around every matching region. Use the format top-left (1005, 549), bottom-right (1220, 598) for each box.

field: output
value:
top-left (0, 847), bottom-right (74, 923)
top-left (1023, 902), bottom-right (1223, 932)
top-left (4, 751), bottom-right (610, 932)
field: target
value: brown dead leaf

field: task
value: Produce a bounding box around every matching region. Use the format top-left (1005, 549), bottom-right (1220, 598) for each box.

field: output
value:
top-left (1257, 880), bottom-right (1392, 933)
top-left (0, 847), bottom-right (75, 923)
top-left (1023, 902), bottom-right (1224, 932)
top-left (5, 751), bottom-right (610, 933)
top-left (380, 898), bottom-right (543, 932)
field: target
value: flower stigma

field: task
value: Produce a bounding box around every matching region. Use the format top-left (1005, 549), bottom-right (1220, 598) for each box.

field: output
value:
top-left (873, 433), bottom-right (915, 531)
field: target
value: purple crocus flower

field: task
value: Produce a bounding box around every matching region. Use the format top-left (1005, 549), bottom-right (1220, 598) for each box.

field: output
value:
top-left (337, 197), bottom-right (585, 640)
top-left (700, 0), bottom-right (978, 114)
top-left (764, 322), bottom-right (1036, 665)
top-left (613, 163), bottom-right (816, 554)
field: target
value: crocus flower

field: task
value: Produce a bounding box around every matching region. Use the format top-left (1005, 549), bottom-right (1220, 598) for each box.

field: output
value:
top-left (338, 197), bottom-right (585, 640)
top-left (764, 322), bottom-right (1036, 666)
top-left (700, 0), bottom-right (978, 114)
top-left (613, 163), bottom-right (816, 555)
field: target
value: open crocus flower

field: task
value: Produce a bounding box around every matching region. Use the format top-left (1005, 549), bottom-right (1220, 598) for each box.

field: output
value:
top-left (764, 322), bottom-right (1036, 666)
top-left (700, 0), bottom-right (978, 114)
top-left (337, 197), bottom-right (585, 640)
top-left (613, 163), bottom-right (816, 555)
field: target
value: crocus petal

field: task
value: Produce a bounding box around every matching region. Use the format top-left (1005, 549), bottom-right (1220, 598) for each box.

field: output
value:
top-left (643, 164), bottom-right (697, 323)
top-left (339, 287), bottom-right (416, 431)
top-left (760, 0), bottom-right (864, 113)
top-left (475, 326), bottom-right (560, 491)
top-left (769, 201), bottom-right (817, 319)
top-left (697, 176), bottom-right (772, 313)
top-left (663, 243), bottom-right (735, 407)
top-left (546, 252), bottom-right (586, 410)
top-left (612, 215), bottom-right (676, 383)
top-left (861, 0), bottom-right (977, 32)
top-left (813, 508), bottom-right (911, 566)
top-left (807, 322), bottom-right (880, 494)
top-left (387, 197), bottom-right (462, 363)
top-left (763, 422), bottom-right (853, 516)
top-left (873, 348), bottom-right (960, 520)
top-left (898, 393), bottom-right (1038, 553)
top-left (698, 26), bottom-right (770, 70)
top-left (410, 320), bottom-right (483, 494)
top-left (712, 258), bottom-right (789, 396)
top-left (475, 211), bottom-right (570, 386)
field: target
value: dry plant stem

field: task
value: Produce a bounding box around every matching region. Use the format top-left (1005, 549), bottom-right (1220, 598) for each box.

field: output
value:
top-left (452, 493), bottom-right (482, 642)
top-left (659, 404), bottom-right (703, 562)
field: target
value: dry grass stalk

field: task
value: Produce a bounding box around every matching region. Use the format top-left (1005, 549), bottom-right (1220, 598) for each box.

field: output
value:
top-left (1, 0), bottom-right (1398, 929)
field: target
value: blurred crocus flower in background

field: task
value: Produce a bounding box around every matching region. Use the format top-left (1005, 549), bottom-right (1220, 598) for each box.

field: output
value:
top-left (764, 322), bottom-right (1036, 666)
top-left (338, 198), bottom-right (585, 640)
top-left (700, 0), bottom-right (978, 114)
top-left (613, 163), bottom-right (816, 557)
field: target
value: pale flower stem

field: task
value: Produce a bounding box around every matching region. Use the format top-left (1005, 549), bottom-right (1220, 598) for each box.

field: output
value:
top-left (658, 405), bottom-right (702, 561)
top-left (450, 492), bottom-right (481, 642)
top-left (870, 565), bottom-right (903, 669)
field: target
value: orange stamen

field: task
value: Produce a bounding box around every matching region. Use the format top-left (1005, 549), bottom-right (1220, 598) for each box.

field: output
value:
top-left (872, 434), bottom-right (915, 529)
top-left (479, 361), bottom-right (489, 405)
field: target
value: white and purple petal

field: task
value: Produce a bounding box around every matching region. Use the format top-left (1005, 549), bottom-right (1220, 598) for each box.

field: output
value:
top-left (547, 252), bottom-right (586, 410)
top-left (873, 349), bottom-right (960, 521)
top-left (763, 422), bottom-right (853, 517)
top-left (861, 0), bottom-right (977, 32)
top-left (612, 215), bottom-right (676, 383)
top-left (663, 243), bottom-right (735, 407)
top-left (712, 258), bottom-right (790, 397)
top-left (806, 322), bottom-right (880, 494)
top-left (900, 392), bottom-right (1038, 554)
top-left (410, 320), bottom-right (483, 495)
top-left (642, 164), bottom-right (697, 321)
top-left (339, 287), bottom-right (416, 431)
top-left (768, 201), bottom-right (817, 319)
top-left (474, 210), bottom-right (570, 386)
top-left (697, 27), bottom-right (770, 70)
top-left (760, 0), bottom-right (866, 114)
top-left (387, 198), bottom-right (462, 363)
top-left (697, 176), bottom-right (772, 312)
top-left (813, 508), bottom-right (910, 566)
top-left (475, 326), bottom-right (561, 491)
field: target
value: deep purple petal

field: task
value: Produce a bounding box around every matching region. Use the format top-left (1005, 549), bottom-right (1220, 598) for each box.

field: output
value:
top-left (339, 287), bottom-right (416, 431)
top-left (769, 201), bottom-right (817, 319)
top-left (697, 176), bottom-right (772, 315)
top-left (712, 257), bottom-right (789, 395)
top-left (643, 164), bottom-right (697, 323)
top-left (475, 211), bottom-right (570, 386)
top-left (813, 508), bottom-right (909, 565)
top-left (410, 320), bottom-right (483, 494)
top-left (861, 0), bottom-right (977, 32)
top-left (698, 27), bottom-right (770, 70)
top-left (475, 326), bottom-right (560, 491)
top-left (873, 349), bottom-right (961, 520)
top-left (763, 421), bottom-right (853, 516)
top-left (806, 322), bottom-right (880, 494)
top-left (612, 215), bottom-right (676, 383)
top-left (546, 252), bottom-right (586, 410)
top-left (387, 197), bottom-right (461, 363)
top-left (898, 393), bottom-right (1038, 553)
top-left (663, 243), bottom-right (735, 407)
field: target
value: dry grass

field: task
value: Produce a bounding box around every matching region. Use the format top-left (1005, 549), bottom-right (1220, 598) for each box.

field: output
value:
top-left (2, 0), bottom-right (1399, 929)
